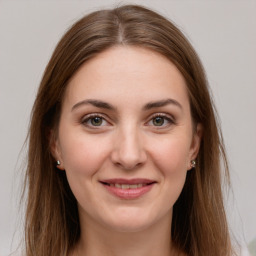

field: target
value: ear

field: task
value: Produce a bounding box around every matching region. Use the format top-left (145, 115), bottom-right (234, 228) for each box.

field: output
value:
top-left (49, 130), bottom-right (65, 170)
top-left (188, 123), bottom-right (203, 170)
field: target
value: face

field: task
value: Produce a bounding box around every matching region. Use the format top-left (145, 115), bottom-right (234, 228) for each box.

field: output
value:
top-left (52, 46), bottom-right (201, 233)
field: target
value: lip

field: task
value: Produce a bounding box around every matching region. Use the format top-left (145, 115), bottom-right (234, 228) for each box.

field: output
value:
top-left (99, 178), bottom-right (157, 200)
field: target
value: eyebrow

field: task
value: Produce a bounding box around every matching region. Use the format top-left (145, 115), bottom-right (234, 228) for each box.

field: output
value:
top-left (72, 99), bottom-right (116, 111)
top-left (71, 98), bottom-right (182, 112)
top-left (142, 98), bottom-right (183, 111)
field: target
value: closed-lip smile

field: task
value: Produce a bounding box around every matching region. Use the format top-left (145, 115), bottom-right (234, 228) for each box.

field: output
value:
top-left (99, 178), bottom-right (157, 199)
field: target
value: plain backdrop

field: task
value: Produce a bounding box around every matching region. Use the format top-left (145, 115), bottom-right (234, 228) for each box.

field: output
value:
top-left (0, 0), bottom-right (255, 255)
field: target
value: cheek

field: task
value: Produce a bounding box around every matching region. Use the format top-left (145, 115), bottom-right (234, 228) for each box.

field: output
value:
top-left (153, 137), bottom-right (189, 205)
top-left (151, 134), bottom-right (191, 173)
top-left (58, 131), bottom-right (112, 206)
top-left (58, 130), bottom-right (111, 177)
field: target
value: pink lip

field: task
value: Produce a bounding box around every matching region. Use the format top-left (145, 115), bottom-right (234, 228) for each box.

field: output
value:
top-left (99, 178), bottom-right (156, 200)
top-left (100, 178), bottom-right (155, 184)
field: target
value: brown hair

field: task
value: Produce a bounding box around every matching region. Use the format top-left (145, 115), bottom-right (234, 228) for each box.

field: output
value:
top-left (24, 4), bottom-right (235, 256)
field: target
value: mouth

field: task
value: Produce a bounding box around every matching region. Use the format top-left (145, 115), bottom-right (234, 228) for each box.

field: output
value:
top-left (99, 179), bottom-right (157, 199)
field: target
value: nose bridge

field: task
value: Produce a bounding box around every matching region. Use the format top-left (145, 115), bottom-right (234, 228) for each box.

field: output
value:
top-left (111, 123), bottom-right (147, 170)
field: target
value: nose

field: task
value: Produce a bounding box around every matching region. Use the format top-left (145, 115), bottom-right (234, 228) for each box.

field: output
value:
top-left (110, 127), bottom-right (147, 170)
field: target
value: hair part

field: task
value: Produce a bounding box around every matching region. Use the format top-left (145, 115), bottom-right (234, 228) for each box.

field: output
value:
top-left (24, 4), bottom-right (235, 256)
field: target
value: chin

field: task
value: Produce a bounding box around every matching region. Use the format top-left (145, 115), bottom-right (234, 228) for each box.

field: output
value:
top-left (101, 208), bottom-right (160, 233)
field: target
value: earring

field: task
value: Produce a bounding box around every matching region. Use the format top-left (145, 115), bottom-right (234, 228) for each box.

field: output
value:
top-left (56, 160), bottom-right (61, 166)
top-left (191, 160), bottom-right (196, 168)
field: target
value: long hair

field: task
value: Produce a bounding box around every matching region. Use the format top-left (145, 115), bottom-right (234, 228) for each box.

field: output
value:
top-left (24, 4), bottom-right (235, 255)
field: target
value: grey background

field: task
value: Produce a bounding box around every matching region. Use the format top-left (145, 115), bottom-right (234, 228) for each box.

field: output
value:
top-left (0, 0), bottom-right (255, 255)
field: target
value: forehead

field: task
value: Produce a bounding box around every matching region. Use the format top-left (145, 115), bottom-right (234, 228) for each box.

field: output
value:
top-left (64, 46), bottom-right (190, 110)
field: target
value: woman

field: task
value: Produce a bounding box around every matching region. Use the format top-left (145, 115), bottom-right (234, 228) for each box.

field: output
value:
top-left (24, 4), bottom-right (237, 256)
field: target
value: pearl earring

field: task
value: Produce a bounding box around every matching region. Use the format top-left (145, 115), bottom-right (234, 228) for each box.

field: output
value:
top-left (191, 160), bottom-right (196, 168)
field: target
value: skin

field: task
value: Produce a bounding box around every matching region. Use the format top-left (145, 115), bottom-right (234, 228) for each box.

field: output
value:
top-left (51, 46), bottom-right (202, 256)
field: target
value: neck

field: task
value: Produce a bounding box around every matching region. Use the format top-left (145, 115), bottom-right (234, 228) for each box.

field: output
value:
top-left (73, 211), bottom-right (179, 256)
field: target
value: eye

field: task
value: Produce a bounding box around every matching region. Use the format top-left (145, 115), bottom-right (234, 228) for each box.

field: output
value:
top-left (90, 116), bottom-right (104, 126)
top-left (147, 114), bottom-right (175, 127)
top-left (82, 114), bottom-right (109, 128)
top-left (152, 116), bottom-right (165, 126)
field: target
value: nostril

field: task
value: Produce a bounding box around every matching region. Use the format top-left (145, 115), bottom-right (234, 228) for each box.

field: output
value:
top-left (114, 161), bottom-right (143, 171)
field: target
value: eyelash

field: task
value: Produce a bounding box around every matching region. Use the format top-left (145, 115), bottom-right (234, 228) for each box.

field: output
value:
top-left (81, 113), bottom-right (175, 128)
top-left (147, 113), bottom-right (175, 128)
top-left (81, 113), bottom-right (109, 128)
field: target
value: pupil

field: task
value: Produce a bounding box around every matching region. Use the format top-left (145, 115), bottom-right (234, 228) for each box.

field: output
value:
top-left (91, 117), bottom-right (102, 126)
top-left (153, 117), bottom-right (164, 126)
